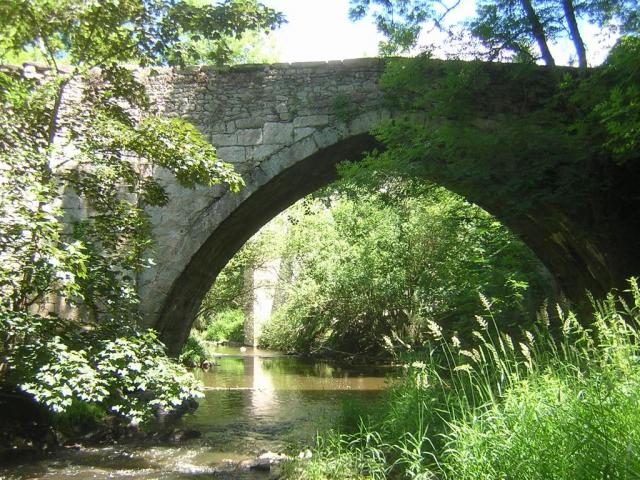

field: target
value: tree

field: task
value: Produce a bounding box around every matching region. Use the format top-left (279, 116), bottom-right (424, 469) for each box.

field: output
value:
top-left (0, 0), bottom-right (283, 429)
top-left (0, 0), bottom-right (284, 68)
top-left (251, 183), bottom-right (551, 356)
top-left (349, 0), bottom-right (638, 66)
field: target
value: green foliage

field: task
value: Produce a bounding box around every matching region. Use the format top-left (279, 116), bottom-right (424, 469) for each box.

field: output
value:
top-left (198, 216), bottom-right (286, 323)
top-left (196, 213), bottom-right (288, 347)
top-left (0, 0), bottom-right (283, 430)
top-left (0, 0), bottom-right (284, 67)
top-left (203, 308), bottom-right (245, 343)
top-left (287, 280), bottom-right (640, 479)
top-left (53, 401), bottom-right (105, 436)
top-left (179, 335), bottom-right (210, 368)
top-left (1, 313), bottom-right (203, 426)
top-left (332, 94), bottom-right (358, 124)
top-left (349, 0), bottom-right (638, 65)
top-left (338, 42), bottom-right (639, 258)
top-left (257, 184), bottom-right (549, 356)
top-left (349, 0), bottom-right (431, 55)
top-left (286, 427), bottom-right (388, 480)
top-left (177, 28), bottom-right (281, 66)
top-left (371, 58), bottom-right (594, 214)
top-left (224, 30), bottom-right (281, 65)
top-left (260, 304), bottom-right (315, 354)
top-left (568, 36), bottom-right (640, 166)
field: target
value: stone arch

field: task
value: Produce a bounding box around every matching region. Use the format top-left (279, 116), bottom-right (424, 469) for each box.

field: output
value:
top-left (151, 131), bottom-right (614, 356)
top-left (133, 59), bottom-right (634, 355)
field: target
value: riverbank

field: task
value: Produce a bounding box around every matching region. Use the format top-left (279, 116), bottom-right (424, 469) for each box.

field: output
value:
top-left (279, 284), bottom-right (640, 479)
top-left (1, 348), bottom-right (396, 479)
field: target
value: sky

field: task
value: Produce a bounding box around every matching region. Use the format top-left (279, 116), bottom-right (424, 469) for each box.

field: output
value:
top-left (262, 0), bottom-right (384, 62)
top-left (260, 0), bottom-right (615, 65)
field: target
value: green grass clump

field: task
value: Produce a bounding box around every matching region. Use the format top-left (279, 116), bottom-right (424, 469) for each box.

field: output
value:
top-left (283, 425), bottom-right (388, 480)
top-left (286, 279), bottom-right (640, 479)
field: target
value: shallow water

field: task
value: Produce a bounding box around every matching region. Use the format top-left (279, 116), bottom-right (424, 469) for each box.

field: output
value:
top-left (1, 347), bottom-right (397, 479)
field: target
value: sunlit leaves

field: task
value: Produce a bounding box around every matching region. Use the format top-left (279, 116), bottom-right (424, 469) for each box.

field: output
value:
top-left (0, 0), bottom-right (284, 68)
top-left (349, 0), bottom-right (637, 65)
top-left (349, 0), bottom-right (436, 54)
top-left (593, 36), bottom-right (640, 165)
top-left (257, 187), bottom-right (547, 355)
top-left (0, 0), bottom-right (276, 427)
top-left (2, 313), bottom-right (202, 423)
top-left (134, 117), bottom-right (244, 190)
top-left (0, 1), bottom-right (250, 319)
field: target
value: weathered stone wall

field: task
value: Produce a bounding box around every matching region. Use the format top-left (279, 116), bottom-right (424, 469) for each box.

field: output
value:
top-left (133, 59), bottom-right (389, 331)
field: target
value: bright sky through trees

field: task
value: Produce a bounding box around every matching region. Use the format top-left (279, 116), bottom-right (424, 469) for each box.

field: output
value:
top-left (262, 0), bottom-right (617, 65)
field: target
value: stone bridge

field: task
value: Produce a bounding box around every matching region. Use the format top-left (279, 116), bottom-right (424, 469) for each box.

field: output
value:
top-left (127, 58), bottom-right (638, 354)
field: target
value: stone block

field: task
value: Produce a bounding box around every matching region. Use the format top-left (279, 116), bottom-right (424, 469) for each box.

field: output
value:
top-left (313, 127), bottom-right (341, 149)
top-left (237, 128), bottom-right (263, 145)
top-left (262, 136), bottom-right (318, 177)
top-left (293, 115), bottom-right (329, 128)
top-left (263, 122), bottom-right (294, 144)
top-left (348, 111), bottom-right (383, 136)
top-left (235, 117), bottom-right (267, 129)
top-left (294, 127), bottom-right (316, 141)
top-left (289, 136), bottom-right (318, 164)
top-left (247, 144), bottom-right (282, 162)
top-left (217, 146), bottom-right (246, 164)
top-left (210, 133), bottom-right (238, 146)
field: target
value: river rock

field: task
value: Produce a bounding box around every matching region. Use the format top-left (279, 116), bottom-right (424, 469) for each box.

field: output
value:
top-left (216, 459), bottom-right (237, 472)
top-left (237, 457), bottom-right (271, 471)
top-left (237, 451), bottom-right (291, 472)
top-left (259, 451), bottom-right (291, 464)
top-left (298, 449), bottom-right (312, 459)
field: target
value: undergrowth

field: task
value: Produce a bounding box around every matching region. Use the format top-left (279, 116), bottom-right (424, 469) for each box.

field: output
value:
top-left (203, 308), bottom-right (244, 343)
top-left (284, 279), bottom-right (640, 479)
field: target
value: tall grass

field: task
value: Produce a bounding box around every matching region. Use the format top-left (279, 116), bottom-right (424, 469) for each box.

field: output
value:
top-left (286, 279), bottom-right (640, 479)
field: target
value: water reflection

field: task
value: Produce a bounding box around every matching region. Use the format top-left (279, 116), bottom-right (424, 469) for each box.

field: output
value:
top-left (195, 347), bottom-right (394, 391)
top-left (1, 347), bottom-right (398, 479)
top-left (184, 348), bottom-right (397, 455)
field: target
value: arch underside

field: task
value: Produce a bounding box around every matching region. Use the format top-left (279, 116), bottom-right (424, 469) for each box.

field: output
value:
top-left (156, 133), bottom-right (634, 355)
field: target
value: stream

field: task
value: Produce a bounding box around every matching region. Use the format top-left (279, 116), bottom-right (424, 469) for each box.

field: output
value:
top-left (1, 347), bottom-right (397, 479)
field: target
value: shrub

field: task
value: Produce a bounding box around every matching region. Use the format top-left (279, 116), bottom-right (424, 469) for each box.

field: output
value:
top-left (53, 401), bottom-right (105, 437)
top-left (0, 313), bottom-right (203, 427)
top-left (179, 335), bottom-right (209, 368)
top-left (258, 305), bottom-right (312, 353)
top-left (203, 308), bottom-right (245, 343)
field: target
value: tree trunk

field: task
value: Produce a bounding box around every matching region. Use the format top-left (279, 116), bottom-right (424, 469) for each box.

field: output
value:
top-left (520, 0), bottom-right (556, 66)
top-left (562, 0), bottom-right (587, 68)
